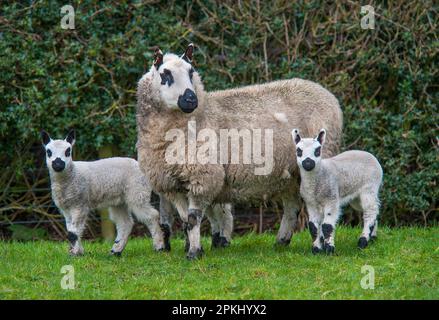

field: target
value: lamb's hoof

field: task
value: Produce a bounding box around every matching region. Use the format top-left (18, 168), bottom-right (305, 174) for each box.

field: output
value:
top-left (110, 249), bottom-right (122, 257)
top-left (219, 236), bottom-right (230, 248)
top-left (156, 247), bottom-right (169, 252)
top-left (370, 235), bottom-right (377, 242)
top-left (69, 247), bottom-right (84, 256)
top-left (186, 247), bottom-right (204, 260)
top-left (160, 224), bottom-right (171, 251)
top-left (358, 237), bottom-right (368, 249)
top-left (323, 243), bottom-right (335, 255)
top-left (312, 246), bottom-right (322, 255)
top-left (275, 237), bottom-right (291, 247)
top-left (184, 240), bottom-right (190, 253)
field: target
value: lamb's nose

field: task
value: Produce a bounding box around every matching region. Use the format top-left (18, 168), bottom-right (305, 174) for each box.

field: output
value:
top-left (302, 157), bottom-right (315, 171)
top-left (52, 158), bottom-right (65, 172)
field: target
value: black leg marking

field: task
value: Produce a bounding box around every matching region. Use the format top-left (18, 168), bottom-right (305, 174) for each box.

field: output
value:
top-left (160, 223), bottom-right (171, 251)
top-left (187, 208), bottom-right (202, 230)
top-left (323, 243), bottom-right (335, 254)
top-left (320, 236), bottom-right (324, 246)
top-left (212, 232), bottom-right (221, 248)
top-left (312, 246), bottom-right (322, 255)
top-left (322, 223), bottom-right (333, 240)
top-left (219, 236), bottom-right (230, 248)
top-left (67, 232), bottom-right (78, 245)
top-left (369, 222), bottom-right (376, 239)
top-left (358, 236), bottom-right (368, 249)
top-left (308, 222), bottom-right (318, 241)
top-left (183, 223), bottom-right (190, 252)
top-left (114, 239), bottom-right (120, 244)
top-left (110, 249), bottom-right (122, 257)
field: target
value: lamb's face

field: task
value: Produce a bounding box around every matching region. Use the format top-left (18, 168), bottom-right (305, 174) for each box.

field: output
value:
top-left (41, 130), bottom-right (75, 173)
top-left (155, 55), bottom-right (198, 113)
top-left (292, 129), bottom-right (326, 172)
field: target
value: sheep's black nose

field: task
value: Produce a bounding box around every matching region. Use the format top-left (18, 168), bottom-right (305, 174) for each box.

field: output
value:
top-left (178, 89), bottom-right (198, 113)
top-left (52, 157), bottom-right (65, 172)
top-left (302, 157), bottom-right (315, 171)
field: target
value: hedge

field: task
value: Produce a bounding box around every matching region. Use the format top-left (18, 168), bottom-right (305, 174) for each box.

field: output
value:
top-left (0, 1), bottom-right (437, 236)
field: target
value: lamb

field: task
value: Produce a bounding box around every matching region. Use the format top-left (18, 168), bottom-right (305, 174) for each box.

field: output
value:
top-left (136, 44), bottom-right (343, 259)
top-left (292, 128), bottom-right (383, 254)
top-left (41, 130), bottom-right (166, 256)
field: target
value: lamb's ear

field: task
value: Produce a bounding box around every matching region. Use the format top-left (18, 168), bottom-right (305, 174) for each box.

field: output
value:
top-left (65, 129), bottom-right (76, 145)
top-left (316, 129), bottom-right (326, 145)
top-left (153, 47), bottom-right (163, 70)
top-left (292, 129), bottom-right (301, 144)
top-left (181, 43), bottom-right (194, 64)
top-left (41, 130), bottom-right (51, 146)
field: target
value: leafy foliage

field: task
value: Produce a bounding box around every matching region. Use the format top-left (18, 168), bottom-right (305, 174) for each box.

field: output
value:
top-left (0, 1), bottom-right (437, 231)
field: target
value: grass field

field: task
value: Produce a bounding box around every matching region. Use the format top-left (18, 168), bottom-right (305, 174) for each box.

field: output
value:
top-left (0, 227), bottom-right (438, 299)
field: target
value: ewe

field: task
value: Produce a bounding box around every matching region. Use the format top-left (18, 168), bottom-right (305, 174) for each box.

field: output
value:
top-left (292, 129), bottom-right (383, 254)
top-left (136, 44), bottom-right (343, 259)
top-left (41, 130), bottom-right (166, 256)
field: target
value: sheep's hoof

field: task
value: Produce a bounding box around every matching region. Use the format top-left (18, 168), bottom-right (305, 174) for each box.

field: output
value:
top-left (370, 235), bottom-right (377, 242)
top-left (323, 243), bottom-right (335, 255)
top-left (156, 247), bottom-right (169, 252)
top-left (110, 249), bottom-right (122, 257)
top-left (186, 247), bottom-right (204, 260)
top-left (275, 237), bottom-right (291, 247)
top-left (212, 233), bottom-right (230, 249)
top-left (358, 237), bottom-right (368, 249)
top-left (312, 246), bottom-right (322, 255)
top-left (160, 224), bottom-right (172, 251)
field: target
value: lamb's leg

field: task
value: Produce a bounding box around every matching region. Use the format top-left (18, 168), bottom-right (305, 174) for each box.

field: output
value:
top-left (186, 196), bottom-right (205, 260)
top-left (321, 203), bottom-right (341, 255)
top-left (159, 193), bottom-right (175, 251)
top-left (204, 206), bottom-right (221, 248)
top-left (206, 203), bottom-right (233, 249)
top-left (307, 206), bottom-right (323, 254)
top-left (131, 205), bottom-right (166, 252)
top-left (66, 208), bottom-right (88, 256)
top-left (171, 194), bottom-right (190, 252)
top-left (276, 196), bottom-right (301, 246)
top-left (109, 206), bottom-right (134, 256)
top-left (358, 191), bottom-right (380, 249)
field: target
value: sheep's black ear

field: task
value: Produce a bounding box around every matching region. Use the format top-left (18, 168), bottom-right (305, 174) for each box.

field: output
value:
top-left (153, 47), bottom-right (163, 70)
top-left (316, 129), bottom-right (326, 145)
top-left (292, 129), bottom-right (301, 144)
top-left (65, 129), bottom-right (76, 145)
top-left (182, 43), bottom-right (194, 64)
top-left (41, 130), bottom-right (51, 146)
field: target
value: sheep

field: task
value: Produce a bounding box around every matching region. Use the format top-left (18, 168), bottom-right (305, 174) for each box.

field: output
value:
top-left (136, 44), bottom-right (343, 259)
top-left (292, 128), bottom-right (383, 254)
top-left (41, 130), bottom-right (166, 256)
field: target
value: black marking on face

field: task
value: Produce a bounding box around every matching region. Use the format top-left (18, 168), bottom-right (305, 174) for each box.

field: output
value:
top-left (189, 68), bottom-right (194, 82)
top-left (314, 146), bottom-right (321, 157)
top-left (322, 223), bottom-right (333, 240)
top-left (47, 149), bottom-right (52, 158)
top-left (160, 68), bottom-right (174, 87)
top-left (327, 212), bottom-right (331, 216)
top-left (67, 232), bottom-right (78, 245)
top-left (65, 147), bottom-right (71, 157)
top-left (296, 147), bottom-right (303, 157)
top-left (308, 222), bottom-right (318, 241)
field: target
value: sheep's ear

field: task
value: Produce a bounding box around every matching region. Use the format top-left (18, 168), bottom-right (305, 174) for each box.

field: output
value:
top-left (181, 43), bottom-right (194, 64)
top-left (316, 129), bottom-right (326, 145)
top-left (65, 129), bottom-right (76, 145)
top-left (153, 47), bottom-right (163, 70)
top-left (41, 130), bottom-right (51, 146)
top-left (292, 129), bottom-right (301, 144)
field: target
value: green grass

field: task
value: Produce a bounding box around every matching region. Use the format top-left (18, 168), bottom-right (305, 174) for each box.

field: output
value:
top-left (0, 227), bottom-right (438, 299)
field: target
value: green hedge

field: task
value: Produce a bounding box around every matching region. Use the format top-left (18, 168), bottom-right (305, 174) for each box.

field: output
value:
top-left (0, 1), bottom-right (437, 228)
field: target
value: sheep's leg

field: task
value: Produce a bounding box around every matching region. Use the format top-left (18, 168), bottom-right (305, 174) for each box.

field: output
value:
top-left (131, 205), bottom-right (166, 252)
top-left (321, 203), bottom-right (341, 255)
top-left (206, 203), bottom-right (233, 249)
top-left (171, 194), bottom-right (190, 252)
top-left (186, 196), bottom-right (205, 260)
top-left (358, 191), bottom-right (380, 249)
top-left (276, 196), bottom-right (301, 246)
top-left (159, 193), bottom-right (175, 251)
top-left (308, 206), bottom-right (323, 254)
top-left (66, 208), bottom-right (88, 256)
top-left (109, 205), bottom-right (134, 256)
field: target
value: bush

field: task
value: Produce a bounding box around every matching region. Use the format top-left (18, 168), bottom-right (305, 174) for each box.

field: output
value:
top-left (0, 1), bottom-right (437, 235)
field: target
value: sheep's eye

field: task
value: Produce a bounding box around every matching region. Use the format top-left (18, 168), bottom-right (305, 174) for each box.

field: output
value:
top-left (47, 149), bottom-right (52, 157)
top-left (314, 146), bottom-right (321, 157)
top-left (65, 147), bottom-right (71, 157)
top-left (160, 69), bottom-right (174, 86)
top-left (296, 148), bottom-right (302, 157)
top-left (189, 68), bottom-right (194, 82)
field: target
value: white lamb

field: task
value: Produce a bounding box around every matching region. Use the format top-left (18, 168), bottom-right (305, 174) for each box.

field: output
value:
top-left (292, 128), bottom-right (383, 254)
top-left (41, 130), bottom-right (166, 256)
